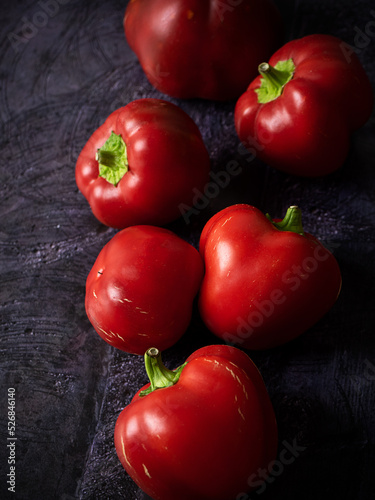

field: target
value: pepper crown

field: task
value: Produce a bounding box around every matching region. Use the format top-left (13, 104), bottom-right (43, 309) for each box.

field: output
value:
top-left (255, 58), bottom-right (295, 104)
top-left (96, 131), bottom-right (129, 186)
top-left (267, 205), bottom-right (305, 236)
top-left (139, 348), bottom-right (187, 397)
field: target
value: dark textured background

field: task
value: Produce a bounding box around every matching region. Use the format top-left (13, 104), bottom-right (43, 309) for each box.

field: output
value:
top-left (1, 1), bottom-right (375, 499)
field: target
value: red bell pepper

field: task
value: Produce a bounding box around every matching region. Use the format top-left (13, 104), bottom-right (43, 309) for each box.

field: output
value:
top-left (114, 345), bottom-right (278, 500)
top-left (198, 204), bottom-right (342, 350)
top-left (234, 34), bottom-right (373, 176)
top-left (85, 225), bottom-right (204, 355)
top-left (75, 98), bottom-right (210, 228)
top-left (124, 0), bottom-right (283, 101)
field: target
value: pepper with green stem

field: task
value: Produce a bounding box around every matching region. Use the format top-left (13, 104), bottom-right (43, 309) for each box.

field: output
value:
top-left (198, 204), bottom-right (342, 349)
top-left (76, 98), bottom-right (210, 229)
top-left (114, 345), bottom-right (278, 500)
top-left (235, 34), bottom-right (373, 177)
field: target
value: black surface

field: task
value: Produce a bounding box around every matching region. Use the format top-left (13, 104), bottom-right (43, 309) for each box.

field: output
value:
top-left (1, 1), bottom-right (375, 499)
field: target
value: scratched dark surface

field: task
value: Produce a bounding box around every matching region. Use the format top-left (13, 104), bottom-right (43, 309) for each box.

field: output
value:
top-left (1, 0), bottom-right (375, 499)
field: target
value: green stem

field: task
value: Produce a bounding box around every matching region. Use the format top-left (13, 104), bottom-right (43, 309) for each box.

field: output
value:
top-left (96, 131), bottom-right (129, 186)
top-left (267, 205), bottom-right (305, 236)
top-left (96, 149), bottom-right (124, 169)
top-left (139, 348), bottom-right (187, 397)
top-left (258, 62), bottom-right (289, 88)
top-left (255, 58), bottom-right (295, 104)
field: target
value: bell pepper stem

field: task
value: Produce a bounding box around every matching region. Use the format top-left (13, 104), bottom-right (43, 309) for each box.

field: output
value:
top-left (267, 205), bottom-right (305, 236)
top-left (140, 348), bottom-right (187, 397)
top-left (96, 149), bottom-right (124, 169)
top-left (255, 58), bottom-right (295, 104)
top-left (258, 62), bottom-right (289, 88)
top-left (95, 131), bottom-right (129, 186)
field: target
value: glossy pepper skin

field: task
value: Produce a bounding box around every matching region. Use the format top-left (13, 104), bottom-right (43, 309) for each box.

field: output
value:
top-left (124, 0), bottom-right (283, 101)
top-left (75, 98), bottom-right (210, 228)
top-left (114, 345), bottom-right (278, 500)
top-left (235, 34), bottom-right (374, 176)
top-left (85, 226), bottom-right (204, 355)
top-left (198, 204), bottom-right (342, 350)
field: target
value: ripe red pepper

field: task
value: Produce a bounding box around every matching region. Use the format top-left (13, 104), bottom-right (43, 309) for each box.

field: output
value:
top-left (198, 204), bottom-right (342, 350)
top-left (124, 0), bottom-right (283, 101)
top-left (234, 34), bottom-right (373, 176)
top-left (75, 98), bottom-right (210, 228)
top-left (114, 345), bottom-right (278, 500)
top-left (85, 226), bottom-right (204, 355)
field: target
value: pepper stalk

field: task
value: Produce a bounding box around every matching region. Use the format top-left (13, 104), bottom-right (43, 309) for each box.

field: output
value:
top-left (255, 58), bottom-right (295, 104)
top-left (96, 131), bottom-right (129, 186)
top-left (139, 348), bottom-right (187, 397)
top-left (266, 205), bottom-right (305, 236)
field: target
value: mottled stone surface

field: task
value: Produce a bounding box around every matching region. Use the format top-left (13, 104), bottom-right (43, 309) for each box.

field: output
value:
top-left (1, 1), bottom-right (374, 499)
